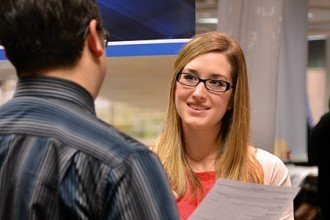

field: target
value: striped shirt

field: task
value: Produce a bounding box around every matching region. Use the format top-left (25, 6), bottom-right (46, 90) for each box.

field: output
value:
top-left (0, 76), bottom-right (179, 220)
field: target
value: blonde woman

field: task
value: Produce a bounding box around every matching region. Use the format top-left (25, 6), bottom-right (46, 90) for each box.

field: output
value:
top-left (153, 31), bottom-right (293, 220)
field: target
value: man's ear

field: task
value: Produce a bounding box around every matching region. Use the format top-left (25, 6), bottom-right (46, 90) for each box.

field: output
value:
top-left (86, 19), bottom-right (103, 57)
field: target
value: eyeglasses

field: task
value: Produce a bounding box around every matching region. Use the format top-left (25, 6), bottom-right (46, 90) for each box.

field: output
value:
top-left (176, 72), bottom-right (235, 92)
top-left (83, 25), bottom-right (109, 48)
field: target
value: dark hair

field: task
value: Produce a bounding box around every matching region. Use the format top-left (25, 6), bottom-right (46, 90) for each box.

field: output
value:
top-left (0, 0), bottom-right (102, 77)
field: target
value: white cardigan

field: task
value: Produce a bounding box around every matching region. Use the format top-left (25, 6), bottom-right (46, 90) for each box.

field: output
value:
top-left (255, 148), bottom-right (294, 220)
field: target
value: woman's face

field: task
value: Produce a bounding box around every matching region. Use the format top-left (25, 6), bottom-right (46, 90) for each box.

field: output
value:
top-left (175, 52), bottom-right (234, 131)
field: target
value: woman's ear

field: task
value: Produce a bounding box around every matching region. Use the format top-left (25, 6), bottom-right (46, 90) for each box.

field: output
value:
top-left (228, 97), bottom-right (234, 110)
top-left (86, 19), bottom-right (103, 57)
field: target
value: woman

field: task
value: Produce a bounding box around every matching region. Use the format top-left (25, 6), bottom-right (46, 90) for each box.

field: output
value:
top-left (153, 31), bottom-right (293, 219)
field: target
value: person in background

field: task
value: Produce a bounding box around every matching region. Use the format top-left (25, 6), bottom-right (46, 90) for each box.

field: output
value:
top-left (310, 98), bottom-right (330, 219)
top-left (0, 0), bottom-right (178, 219)
top-left (307, 97), bottom-right (317, 165)
top-left (153, 31), bottom-right (294, 220)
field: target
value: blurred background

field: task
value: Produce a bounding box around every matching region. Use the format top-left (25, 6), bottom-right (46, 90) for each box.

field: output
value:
top-left (0, 0), bottom-right (329, 164)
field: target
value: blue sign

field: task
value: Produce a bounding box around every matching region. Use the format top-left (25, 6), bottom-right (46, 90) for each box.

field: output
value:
top-left (98, 0), bottom-right (195, 41)
top-left (0, 1), bottom-right (194, 60)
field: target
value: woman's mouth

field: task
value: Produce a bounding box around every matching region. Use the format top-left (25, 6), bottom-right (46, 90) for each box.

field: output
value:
top-left (188, 103), bottom-right (209, 111)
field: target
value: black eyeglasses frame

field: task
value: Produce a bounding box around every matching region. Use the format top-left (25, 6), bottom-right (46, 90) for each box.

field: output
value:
top-left (83, 24), bottom-right (109, 48)
top-left (176, 72), bottom-right (235, 92)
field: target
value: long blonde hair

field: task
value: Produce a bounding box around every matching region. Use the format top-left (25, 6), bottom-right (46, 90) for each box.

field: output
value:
top-left (154, 31), bottom-right (264, 200)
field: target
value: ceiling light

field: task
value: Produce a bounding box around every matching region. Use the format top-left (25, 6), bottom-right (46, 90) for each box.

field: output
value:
top-left (307, 12), bottom-right (313, 19)
top-left (197, 18), bottom-right (219, 24)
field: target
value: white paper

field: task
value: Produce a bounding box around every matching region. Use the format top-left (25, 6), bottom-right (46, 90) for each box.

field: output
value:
top-left (189, 179), bottom-right (300, 220)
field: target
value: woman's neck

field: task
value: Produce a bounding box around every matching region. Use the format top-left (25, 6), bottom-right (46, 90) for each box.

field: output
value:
top-left (183, 127), bottom-right (220, 172)
top-left (186, 153), bottom-right (217, 173)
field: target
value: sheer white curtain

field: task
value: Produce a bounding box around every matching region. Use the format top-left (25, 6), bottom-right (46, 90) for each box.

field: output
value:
top-left (217, 0), bottom-right (308, 161)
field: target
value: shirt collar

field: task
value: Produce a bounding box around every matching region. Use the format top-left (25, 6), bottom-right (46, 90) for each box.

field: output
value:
top-left (13, 76), bottom-right (96, 114)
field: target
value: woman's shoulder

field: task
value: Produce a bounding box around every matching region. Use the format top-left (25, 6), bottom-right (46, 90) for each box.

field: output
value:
top-left (249, 146), bottom-right (280, 164)
top-left (254, 147), bottom-right (284, 165)
top-left (250, 146), bottom-right (291, 186)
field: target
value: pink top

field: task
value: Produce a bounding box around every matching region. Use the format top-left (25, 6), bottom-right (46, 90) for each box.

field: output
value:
top-left (176, 148), bottom-right (294, 220)
top-left (176, 171), bottom-right (216, 220)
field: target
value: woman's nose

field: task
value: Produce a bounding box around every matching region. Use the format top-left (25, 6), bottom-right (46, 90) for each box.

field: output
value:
top-left (192, 82), bottom-right (207, 100)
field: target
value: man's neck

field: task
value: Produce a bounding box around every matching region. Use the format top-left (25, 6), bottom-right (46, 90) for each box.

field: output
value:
top-left (43, 66), bottom-right (98, 100)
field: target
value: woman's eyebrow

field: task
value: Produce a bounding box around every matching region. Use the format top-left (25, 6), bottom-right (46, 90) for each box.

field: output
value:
top-left (182, 69), bottom-right (229, 80)
top-left (208, 73), bottom-right (227, 79)
top-left (182, 68), bottom-right (198, 74)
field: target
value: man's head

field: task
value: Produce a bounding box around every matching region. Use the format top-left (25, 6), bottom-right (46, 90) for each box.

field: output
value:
top-left (0, 0), bottom-right (103, 77)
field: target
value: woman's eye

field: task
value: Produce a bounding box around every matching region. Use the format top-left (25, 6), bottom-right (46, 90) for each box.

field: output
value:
top-left (184, 74), bottom-right (196, 81)
top-left (209, 80), bottom-right (224, 86)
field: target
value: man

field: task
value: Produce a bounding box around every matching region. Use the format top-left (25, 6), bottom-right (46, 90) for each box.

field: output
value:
top-left (0, 0), bottom-right (178, 219)
top-left (310, 98), bottom-right (330, 219)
